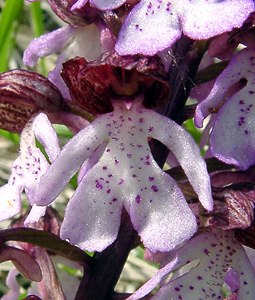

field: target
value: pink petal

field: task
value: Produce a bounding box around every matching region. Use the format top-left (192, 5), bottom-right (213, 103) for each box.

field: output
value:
top-left (2, 269), bottom-right (20, 300)
top-left (153, 230), bottom-right (255, 300)
top-left (180, 0), bottom-right (255, 40)
top-left (147, 109), bottom-right (213, 211)
top-left (23, 26), bottom-right (75, 67)
top-left (196, 48), bottom-right (255, 169)
top-left (128, 168), bottom-right (197, 253)
top-left (210, 89), bottom-right (255, 169)
top-left (195, 47), bottom-right (251, 127)
top-left (32, 113), bottom-right (60, 162)
top-left (115, 0), bottom-right (181, 55)
top-left (127, 255), bottom-right (178, 300)
top-left (0, 184), bottom-right (21, 222)
top-left (70, 0), bottom-right (89, 10)
top-left (60, 163), bottom-right (123, 252)
top-left (34, 116), bottom-right (109, 206)
top-left (24, 204), bottom-right (47, 225)
top-left (90, 0), bottom-right (126, 10)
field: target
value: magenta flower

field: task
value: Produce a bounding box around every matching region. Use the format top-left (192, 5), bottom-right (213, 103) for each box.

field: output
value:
top-left (0, 113), bottom-right (59, 224)
top-left (129, 230), bottom-right (255, 300)
top-left (195, 47), bottom-right (255, 170)
top-left (34, 98), bottom-right (213, 252)
top-left (115, 0), bottom-right (255, 56)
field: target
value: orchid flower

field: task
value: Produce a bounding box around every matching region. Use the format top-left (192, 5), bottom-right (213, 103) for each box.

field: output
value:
top-left (0, 113), bottom-right (60, 224)
top-left (195, 47), bottom-right (255, 170)
top-left (148, 230), bottom-right (255, 300)
top-left (115, 0), bottom-right (255, 56)
top-left (34, 98), bottom-right (213, 253)
top-left (128, 230), bottom-right (255, 300)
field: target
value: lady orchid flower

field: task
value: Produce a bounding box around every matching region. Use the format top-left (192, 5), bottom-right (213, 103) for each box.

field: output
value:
top-left (115, 0), bottom-right (255, 56)
top-left (129, 230), bottom-right (255, 299)
top-left (195, 47), bottom-right (255, 170)
top-left (0, 113), bottom-right (60, 224)
top-left (34, 97), bottom-right (213, 253)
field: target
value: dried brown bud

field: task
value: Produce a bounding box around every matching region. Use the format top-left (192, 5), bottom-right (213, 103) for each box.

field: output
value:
top-left (0, 70), bottom-right (63, 132)
top-left (61, 52), bottom-right (170, 115)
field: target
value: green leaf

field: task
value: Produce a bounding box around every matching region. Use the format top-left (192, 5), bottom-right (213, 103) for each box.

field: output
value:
top-left (0, 0), bottom-right (23, 58)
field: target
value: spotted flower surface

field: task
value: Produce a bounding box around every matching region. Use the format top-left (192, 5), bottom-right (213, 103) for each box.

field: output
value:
top-left (115, 0), bottom-right (255, 56)
top-left (34, 99), bottom-right (212, 252)
top-left (150, 230), bottom-right (255, 300)
top-left (195, 47), bottom-right (255, 170)
top-left (0, 113), bottom-right (60, 223)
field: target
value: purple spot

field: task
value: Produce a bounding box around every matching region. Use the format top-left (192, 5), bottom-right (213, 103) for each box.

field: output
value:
top-left (135, 195), bottom-right (141, 203)
top-left (127, 153), bottom-right (132, 158)
top-left (102, 166), bottom-right (107, 170)
top-left (107, 189), bottom-right (111, 194)
top-left (204, 248), bottom-right (210, 256)
top-left (239, 100), bottom-right (245, 105)
top-left (139, 117), bottom-right (144, 123)
top-left (148, 176), bottom-right (155, 181)
top-left (112, 198), bottom-right (118, 202)
top-left (151, 185), bottom-right (158, 192)
top-left (148, 126), bottom-right (154, 132)
top-left (118, 179), bottom-right (124, 185)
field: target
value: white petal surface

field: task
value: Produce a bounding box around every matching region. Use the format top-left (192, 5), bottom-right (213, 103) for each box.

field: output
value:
top-left (23, 26), bottom-right (74, 67)
top-left (90, 0), bottom-right (126, 10)
top-left (196, 48), bottom-right (255, 169)
top-left (153, 230), bottom-right (255, 300)
top-left (34, 115), bottom-right (109, 206)
top-left (179, 0), bottom-right (255, 40)
top-left (147, 110), bottom-right (213, 211)
top-left (115, 0), bottom-right (181, 55)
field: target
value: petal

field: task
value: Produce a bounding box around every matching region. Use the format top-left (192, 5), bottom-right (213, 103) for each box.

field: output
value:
top-left (127, 164), bottom-right (197, 253)
top-left (90, 0), bottom-right (126, 10)
top-left (2, 269), bottom-right (20, 300)
top-left (195, 47), bottom-right (253, 128)
top-left (77, 142), bottom-right (107, 183)
top-left (23, 25), bottom-right (75, 67)
top-left (32, 113), bottom-right (60, 162)
top-left (34, 115), bottom-right (109, 206)
top-left (60, 164), bottom-right (123, 252)
top-left (225, 268), bottom-right (240, 293)
top-left (24, 204), bottom-right (47, 225)
top-left (179, 0), bottom-right (255, 40)
top-left (153, 230), bottom-right (255, 300)
top-left (0, 184), bottom-right (22, 221)
top-left (70, 0), bottom-right (89, 10)
top-left (210, 89), bottom-right (255, 169)
top-left (196, 48), bottom-right (255, 169)
top-left (127, 255), bottom-right (178, 300)
top-left (146, 109), bottom-right (213, 211)
top-left (115, 0), bottom-right (181, 55)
